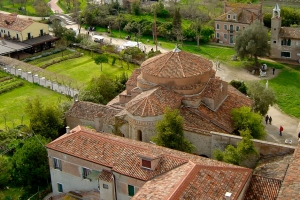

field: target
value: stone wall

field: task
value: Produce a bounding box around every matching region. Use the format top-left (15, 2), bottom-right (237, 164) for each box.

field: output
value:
top-left (1, 65), bottom-right (78, 97)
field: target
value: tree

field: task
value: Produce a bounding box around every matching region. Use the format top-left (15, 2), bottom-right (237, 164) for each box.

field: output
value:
top-left (94, 54), bottom-right (109, 71)
top-left (131, 0), bottom-right (141, 15)
top-left (151, 108), bottom-right (195, 153)
top-left (229, 80), bottom-right (247, 95)
top-left (25, 98), bottom-right (65, 140)
top-left (231, 106), bottom-right (266, 139)
top-left (55, 38), bottom-right (68, 57)
top-left (172, 7), bottom-right (182, 44)
top-left (247, 81), bottom-right (276, 116)
top-left (79, 74), bottom-right (118, 104)
top-left (52, 19), bottom-right (67, 38)
top-left (34, 0), bottom-right (49, 17)
top-left (191, 18), bottom-right (202, 49)
top-left (11, 135), bottom-right (50, 188)
top-left (0, 156), bottom-right (11, 188)
top-left (213, 129), bottom-right (258, 166)
top-left (234, 20), bottom-right (269, 67)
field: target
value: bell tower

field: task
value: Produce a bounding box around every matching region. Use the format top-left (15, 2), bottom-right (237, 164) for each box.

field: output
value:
top-left (271, 4), bottom-right (282, 56)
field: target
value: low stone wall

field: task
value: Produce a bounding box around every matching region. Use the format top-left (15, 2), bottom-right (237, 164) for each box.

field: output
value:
top-left (211, 131), bottom-right (295, 159)
top-left (0, 65), bottom-right (79, 97)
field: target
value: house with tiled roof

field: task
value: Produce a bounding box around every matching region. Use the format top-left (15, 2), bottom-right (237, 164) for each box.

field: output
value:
top-left (46, 126), bottom-right (253, 199)
top-left (66, 48), bottom-right (252, 157)
top-left (214, 0), bottom-right (263, 45)
top-left (0, 13), bottom-right (57, 57)
top-left (270, 4), bottom-right (300, 62)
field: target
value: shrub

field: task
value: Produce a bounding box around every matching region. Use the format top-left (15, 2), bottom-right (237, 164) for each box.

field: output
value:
top-left (0, 81), bottom-right (24, 94)
top-left (229, 80), bottom-right (247, 95)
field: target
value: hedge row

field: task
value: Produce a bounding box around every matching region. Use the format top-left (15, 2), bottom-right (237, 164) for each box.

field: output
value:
top-left (0, 78), bottom-right (16, 87)
top-left (23, 48), bottom-right (66, 62)
top-left (40, 52), bottom-right (83, 69)
top-left (0, 76), bottom-right (12, 83)
top-left (0, 81), bottom-right (24, 95)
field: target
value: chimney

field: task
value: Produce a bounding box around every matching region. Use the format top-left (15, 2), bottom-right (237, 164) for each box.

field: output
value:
top-left (225, 192), bottom-right (232, 200)
top-left (66, 126), bottom-right (70, 134)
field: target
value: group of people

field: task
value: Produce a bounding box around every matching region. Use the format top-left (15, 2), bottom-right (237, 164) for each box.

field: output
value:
top-left (265, 115), bottom-right (272, 125)
top-left (265, 115), bottom-right (285, 136)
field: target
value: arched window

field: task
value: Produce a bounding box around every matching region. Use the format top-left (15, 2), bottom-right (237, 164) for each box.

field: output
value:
top-left (137, 130), bottom-right (142, 141)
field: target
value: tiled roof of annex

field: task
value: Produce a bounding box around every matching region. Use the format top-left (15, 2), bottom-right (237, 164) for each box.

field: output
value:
top-left (46, 126), bottom-right (249, 183)
top-left (133, 162), bottom-right (252, 200)
top-left (200, 77), bottom-right (224, 99)
top-left (98, 170), bottom-right (113, 182)
top-left (0, 13), bottom-right (34, 32)
top-left (279, 27), bottom-right (300, 39)
top-left (65, 101), bottom-right (121, 123)
top-left (125, 86), bottom-right (182, 117)
top-left (126, 68), bottom-right (141, 86)
top-left (277, 146), bottom-right (300, 200)
top-left (215, 8), bottom-right (259, 24)
top-left (197, 85), bottom-right (252, 133)
top-left (140, 48), bottom-right (213, 78)
top-left (244, 175), bottom-right (282, 200)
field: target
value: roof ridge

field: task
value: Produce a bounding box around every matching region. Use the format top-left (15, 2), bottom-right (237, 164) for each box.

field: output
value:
top-left (155, 51), bottom-right (174, 76)
top-left (177, 51), bottom-right (185, 77)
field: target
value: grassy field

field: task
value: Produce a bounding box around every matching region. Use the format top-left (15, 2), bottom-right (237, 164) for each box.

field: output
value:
top-left (0, 81), bottom-right (68, 130)
top-left (262, 66), bottom-right (300, 118)
top-left (45, 51), bottom-right (138, 84)
top-left (0, 0), bottom-right (51, 16)
top-left (0, 186), bottom-right (25, 199)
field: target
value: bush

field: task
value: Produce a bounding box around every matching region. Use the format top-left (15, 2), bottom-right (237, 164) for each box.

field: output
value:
top-left (229, 80), bottom-right (247, 95)
top-left (0, 81), bottom-right (24, 94)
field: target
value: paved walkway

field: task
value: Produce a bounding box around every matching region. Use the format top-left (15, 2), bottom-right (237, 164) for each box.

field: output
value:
top-left (66, 23), bottom-right (300, 146)
top-left (48, 0), bottom-right (64, 14)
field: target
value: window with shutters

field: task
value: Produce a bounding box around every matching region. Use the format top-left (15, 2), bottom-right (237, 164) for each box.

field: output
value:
top-left (57, 183), bottom-right (63, 193)
top-left (53, 158), bottom-right (62, 171)
top-left (128, 185), bottom-right (134, 196)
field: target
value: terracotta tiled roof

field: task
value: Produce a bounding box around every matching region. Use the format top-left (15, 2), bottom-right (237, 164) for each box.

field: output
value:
top-left (180, 107), bottom-right (226, 134)
top-left (197, 85), bottom-right (252, 133)
top-left (201, 78), bottom-right (223, 98)
top-left (66, 101), bottom-right (121, 124)
top-left (98, 170), bottom-right (113, 182)
top-left (134, 162), bottom-right (252, 200)
top-left (0, 13), bottom-right (34, 32)
top-left (125, 86), bottom-right (182, 117)
top-left (141, 49), bottom-right (213, 78)
top-left (126, 68), bottom-right (141, 86)
top-left (277, 146), bottom-right (300, 199)
top-left (46, 126), bottom-right (188, 181)
top-left (244, 175), bottom-right (282, 200)
top-left (279, 27), bottom-right (300, 39)
top-left (215, 8), bottom-right (259, 24)
top-left (172, 165), bottom-right (251, 200)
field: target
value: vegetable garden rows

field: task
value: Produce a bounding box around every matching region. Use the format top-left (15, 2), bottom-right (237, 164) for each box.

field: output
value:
top-left (0, 71), bottom-right (24, 95)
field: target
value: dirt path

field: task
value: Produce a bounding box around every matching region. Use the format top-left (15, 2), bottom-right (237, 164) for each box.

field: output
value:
top-left (48, 0), bottom-right (64, 14)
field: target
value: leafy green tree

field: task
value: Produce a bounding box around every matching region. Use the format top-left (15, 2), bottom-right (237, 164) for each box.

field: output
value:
top-left (94, 54), bottom-right (109, 71)
top-left (25, 98), bottom-right (64, 140)
top-left (79, 74), bottom-right (118, 104)
top-left (200, 25), bottom-right (214, 43)
top-left (152, 108), bottom-right (195, 153)
top-left (152, 0), bottom-right (169, 18)
top-left (11, 135), bottom-right (50, 188)
top-left (191, 18), bottom-right (202, 49)
top-left (131, 0), bottom-right (141, 15)
top-left (0, 156), bottom-right (11, 188)
top-left (52, 19), bottom-right (67, 38)
top-left (229, 80), bottom-right (247, 95)
top-left (231, 106), bottom-right (266, 139)
top-left (247, 81), bottom-right (276, 116)
top-left (234, 20), bottom-right (269, 67)
top-left (213, 129), bottom-right (258, 166)
top-left (172, 7), bottom-right (182, 43)
top-left (34, 0), bottom-right (49, 17)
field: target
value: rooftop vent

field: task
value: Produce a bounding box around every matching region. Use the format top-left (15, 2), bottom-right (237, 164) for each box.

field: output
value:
top-left (225, 192), bottom-right (232, 200)
top-left (66, 126), bottom-right (70, 134)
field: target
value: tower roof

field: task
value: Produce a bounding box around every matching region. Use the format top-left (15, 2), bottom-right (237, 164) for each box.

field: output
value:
top-left (141, 50), bottom-right (213, 78)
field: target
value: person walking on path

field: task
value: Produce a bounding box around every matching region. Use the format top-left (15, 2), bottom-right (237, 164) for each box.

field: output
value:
top-left (279, 126), bottom-right (284, 136)
top-left (298, 132), bottom-right (300, 143)
top-left (269, 116), bottom-right (272, 125)
top-left (265, 115), bottom-right (269, 125)
top-left (273, 68), bottom-right (275, 75)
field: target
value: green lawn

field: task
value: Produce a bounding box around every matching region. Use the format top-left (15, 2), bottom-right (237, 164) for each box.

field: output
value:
top-left (28, 50), bottom-right (74, 67)
top-left (0, 186), bottom-right (24, 200)
top-left (0, 82), bottom-right (68, 130)
top-left (45, 53), bottom-right (137, 84)
top-left (262, 66), bottom-right (300, 118)
top-left (0, 0), bottom-right (51, 16)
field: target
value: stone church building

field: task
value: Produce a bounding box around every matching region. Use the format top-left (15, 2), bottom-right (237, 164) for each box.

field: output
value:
top-left (66, 48), bottom-right (251, 156)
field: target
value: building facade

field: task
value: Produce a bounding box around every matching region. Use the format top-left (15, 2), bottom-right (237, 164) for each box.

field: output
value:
top-left (270, 4), bottom-right (300, 62)
top-left (214, 1), bottom-right (263, 45)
